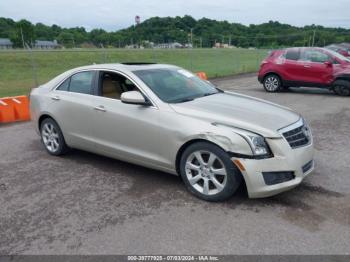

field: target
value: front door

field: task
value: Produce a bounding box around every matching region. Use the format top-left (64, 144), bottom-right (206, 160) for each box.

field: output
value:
top-left (299, 49), bottom-right (334, 85)
top-left (90, 71), bottom-right (167, 169)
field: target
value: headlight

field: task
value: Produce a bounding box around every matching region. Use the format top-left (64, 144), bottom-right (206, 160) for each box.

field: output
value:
top-left (213, 123), bottom-right (272, 158)
top-left (247, 135), bottom-right (271, 156)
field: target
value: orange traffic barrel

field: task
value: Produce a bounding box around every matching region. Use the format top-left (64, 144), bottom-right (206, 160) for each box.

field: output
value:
top-left (1, 96), bottom-right (30, 122)
top-left (196, 71), bottom-right (208, 80)
top-left (0, 99), bottom-right (16, 123)
top-left (13, 96), bottom-right (30, 121)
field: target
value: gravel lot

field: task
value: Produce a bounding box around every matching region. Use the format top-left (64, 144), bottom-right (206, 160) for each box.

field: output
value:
top-left (0, 74), bottom-right (349, 255)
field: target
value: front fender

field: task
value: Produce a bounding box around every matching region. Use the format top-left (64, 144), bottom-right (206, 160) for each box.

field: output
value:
top-left (183, 125), bottom-right (253, 156)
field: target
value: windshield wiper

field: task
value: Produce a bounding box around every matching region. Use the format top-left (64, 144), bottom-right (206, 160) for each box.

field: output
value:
top-left (201, 92), bottom-right (219, 97)
top-left (171, 97), bottom-right (195, 103)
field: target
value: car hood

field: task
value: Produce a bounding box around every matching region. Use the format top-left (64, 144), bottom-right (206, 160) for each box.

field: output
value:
top-left (170, 92), bottom-right (300, 138)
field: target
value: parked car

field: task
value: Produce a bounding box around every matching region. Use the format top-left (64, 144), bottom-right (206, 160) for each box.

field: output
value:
top-left (30, 63), bottom-right (314, 201)
top-left (326, 44), bottom-right (350, 57)
top-left (258, 47), bottom-right (350, 96)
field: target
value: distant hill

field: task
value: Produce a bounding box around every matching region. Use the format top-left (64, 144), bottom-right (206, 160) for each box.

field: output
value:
top-left (1, 15), bottom-right (350, 48)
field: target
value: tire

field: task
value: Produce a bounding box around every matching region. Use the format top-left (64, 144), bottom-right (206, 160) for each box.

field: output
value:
top-left (263, 74), bottom-right (282, 92)
top-left (179, 141), bottom-right (242, 202)
top-left (40, 118), bottom-right (69, 156)
top-left (333, 80), bottom-right (350, 96)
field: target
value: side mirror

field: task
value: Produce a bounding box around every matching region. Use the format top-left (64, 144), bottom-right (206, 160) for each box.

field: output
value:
top-left (121, 91), bottom-right (151, 106)
top-left (324, 61), bottom-right (333, 67)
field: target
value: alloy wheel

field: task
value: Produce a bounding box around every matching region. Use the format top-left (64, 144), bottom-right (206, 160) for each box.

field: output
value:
top-left (264, 76), bottom-right (280, 92)
top-left (185, 151), bottom-right (227, 196)
top-left (41, 122), bottom-right (60, 153)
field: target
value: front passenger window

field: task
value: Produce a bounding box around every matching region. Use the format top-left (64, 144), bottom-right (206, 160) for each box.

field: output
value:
top-left (99, 72), bottom-right (139, 100)
top-left (300, 50), bottom-right (330, 63)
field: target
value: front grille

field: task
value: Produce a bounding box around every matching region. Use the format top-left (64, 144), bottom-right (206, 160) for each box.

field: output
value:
top-left (302, 160), bottom-right (314, 173)
top-left (282, 124), bottom-right (310, 149)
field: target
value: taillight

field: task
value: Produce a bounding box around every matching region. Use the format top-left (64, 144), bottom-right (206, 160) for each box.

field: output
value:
top-left (260, 60), bottom-right (268, 67)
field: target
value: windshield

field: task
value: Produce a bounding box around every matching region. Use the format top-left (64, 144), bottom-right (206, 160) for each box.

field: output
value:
top-left (326, 49), bottom-right (350, 63)
top-left (133, 68), bottom-right (220, 103)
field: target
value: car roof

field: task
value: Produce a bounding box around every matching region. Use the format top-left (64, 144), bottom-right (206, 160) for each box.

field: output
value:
top-left (284, 47), bottom-right (330, 52)
top-left (70, 63), bottom-right (179, 73)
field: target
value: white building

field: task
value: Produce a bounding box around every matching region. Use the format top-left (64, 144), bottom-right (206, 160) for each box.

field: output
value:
top-left (0, 38), bottom-right (13, 49)
top-left (34, 40), bottom-right (59, 49)
top-left (155, 42), bottom-right (183, 49)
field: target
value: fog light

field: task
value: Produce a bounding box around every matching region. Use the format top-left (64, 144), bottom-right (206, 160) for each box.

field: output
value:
top-left (262, 171), bottom-right (295, 185)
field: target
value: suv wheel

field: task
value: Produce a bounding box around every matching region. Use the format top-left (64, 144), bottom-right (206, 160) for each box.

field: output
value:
top-left (40, 118), bottom-right (69, 155)
top-left (263, 74), bottom-right (282, 92)
top-left (179, 142), bottom-right (242, 202)
top-left (333, 80), bottom-right (350, 96)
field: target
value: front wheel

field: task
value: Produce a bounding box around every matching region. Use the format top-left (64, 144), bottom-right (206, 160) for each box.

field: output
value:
top-left (263, 74), bottom-right (282, 92)
top-left (180, 142), bottom-right (242, 202)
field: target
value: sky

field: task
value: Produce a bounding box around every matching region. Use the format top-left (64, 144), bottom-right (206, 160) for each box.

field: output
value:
top-left (0, 0), bottom-right (349, 31)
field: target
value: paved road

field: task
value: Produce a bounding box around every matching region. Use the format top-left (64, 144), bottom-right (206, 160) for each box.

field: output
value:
top-left (0, 74), bottom-right (349, 255)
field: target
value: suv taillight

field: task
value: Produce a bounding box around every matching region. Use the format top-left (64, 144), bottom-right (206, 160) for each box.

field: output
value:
top-left (260, 60), bottom-right (268, 67)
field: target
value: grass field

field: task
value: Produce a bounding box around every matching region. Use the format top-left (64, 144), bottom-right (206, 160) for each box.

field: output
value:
top-left (0, 48), bottom-right (268, 97)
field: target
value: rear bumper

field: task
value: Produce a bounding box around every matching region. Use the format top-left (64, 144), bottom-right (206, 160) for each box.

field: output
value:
top-left (231, 138), bottom-right (314, 198)
top-left (258, 76), bottom-right (263, 83)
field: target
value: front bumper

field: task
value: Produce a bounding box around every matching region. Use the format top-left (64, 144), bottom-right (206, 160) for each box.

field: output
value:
top-left (231, 137), bottom-right (314, 198)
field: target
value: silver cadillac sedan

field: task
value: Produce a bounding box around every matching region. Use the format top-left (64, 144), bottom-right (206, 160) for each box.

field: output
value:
top-left (30, 63), bottom-right (314, 201)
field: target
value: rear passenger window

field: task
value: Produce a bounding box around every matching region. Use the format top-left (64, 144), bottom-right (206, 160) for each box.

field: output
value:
top-left (285, 49), bottom-right (300, 61)
top-left (69, 71), bottom-right (94, 94)
top-left (57, 78), bottom-right (70, 91)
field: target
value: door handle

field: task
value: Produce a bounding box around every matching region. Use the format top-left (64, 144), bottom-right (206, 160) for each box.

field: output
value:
top-left (94, 105), bottom-right (106, 112)
top-left (51, 95), bottom-right (60, 101)
top-left (304, 64), bottom-right (311, 68)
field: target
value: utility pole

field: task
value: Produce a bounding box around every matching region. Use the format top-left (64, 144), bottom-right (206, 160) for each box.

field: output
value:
top-left (190, 28), bottom-right (193, 47)
top-left (200, 37), bottom-right (202, 48)
top-left (312, 30), bottom-right (316, 47)
top-left (20, 27), bottom-right (25, 49)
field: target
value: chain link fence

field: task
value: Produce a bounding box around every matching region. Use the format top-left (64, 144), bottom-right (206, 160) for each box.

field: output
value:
top-left (0, 47), bottom-right (269, 97)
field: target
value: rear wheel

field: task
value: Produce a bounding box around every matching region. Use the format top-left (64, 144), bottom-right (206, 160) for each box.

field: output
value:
top-left (40, 118), bottom-right (69, 155)
top-left (263, 74), bottom-right (282, 92)
top-left (180, 142), bottom-right (242, 202)
top-left (333, 80), bottom-right (350, 96)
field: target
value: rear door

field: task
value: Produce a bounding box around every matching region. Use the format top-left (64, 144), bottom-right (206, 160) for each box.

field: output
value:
top-left (48, 70), bottom-right (97, 150)
top-left (281, 48), bottom-right (305, 81)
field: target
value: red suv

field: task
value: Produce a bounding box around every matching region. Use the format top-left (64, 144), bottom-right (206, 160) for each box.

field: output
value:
top-left (258, 47), bottom-right (350, 96)
top-left (326, 44), bottom-right (350, 57)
